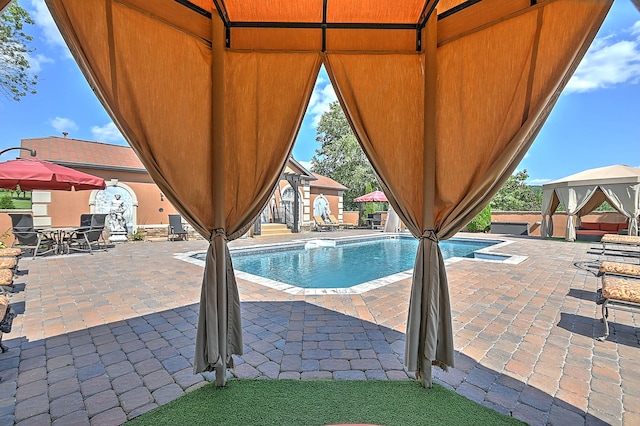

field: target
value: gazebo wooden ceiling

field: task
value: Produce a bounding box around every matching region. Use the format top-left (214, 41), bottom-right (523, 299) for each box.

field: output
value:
top-left (43, 0), bottom-right (613, 389)
top-left (98, 0), bottom-right (567, 52)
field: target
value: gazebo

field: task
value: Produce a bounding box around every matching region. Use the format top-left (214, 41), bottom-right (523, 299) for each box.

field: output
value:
top-left (541, 165), bottom-right (640, 241)
top-left (34, 0), bottom-right (613, 389)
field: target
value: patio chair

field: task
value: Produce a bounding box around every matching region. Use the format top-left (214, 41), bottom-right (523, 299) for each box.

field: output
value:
top-left (79, 213), bottom-right (93, 228)
top-left (67, 213), bottom-right (108, 254)
top-left (367, 213), bottom-right (383, 230)
top-left (168, 214), bottom-right (189, 241)
top-left (9, 213), bottom-right (55, 259)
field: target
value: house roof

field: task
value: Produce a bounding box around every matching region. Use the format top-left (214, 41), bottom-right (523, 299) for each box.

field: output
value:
top-left (20, 136), bottom-right (347, 190)
top-left (284, 157), bottom-right (316, 181)
top-left (21, 137), bottom-right (146, 172)
top-left (311, 173), bottom-right (347, 191)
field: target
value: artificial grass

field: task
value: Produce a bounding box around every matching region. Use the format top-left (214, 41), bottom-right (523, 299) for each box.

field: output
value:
top-left (127, 379), bottom-right (525, 426)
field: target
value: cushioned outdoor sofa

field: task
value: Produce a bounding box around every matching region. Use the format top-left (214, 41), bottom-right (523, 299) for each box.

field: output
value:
top-left (575, 221), bottom-right (627, 242)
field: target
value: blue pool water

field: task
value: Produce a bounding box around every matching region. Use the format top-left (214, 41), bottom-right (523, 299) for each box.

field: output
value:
top-left (221, 237), bottom-right (497, 289)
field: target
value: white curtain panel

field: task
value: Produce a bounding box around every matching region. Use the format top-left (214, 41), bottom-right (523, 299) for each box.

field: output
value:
top-left (555, 186), bottom-right (598, 241)
top-left (600, 183), bottom-right (640, 236)
top-left (540, 188), bottom-right (556, 238)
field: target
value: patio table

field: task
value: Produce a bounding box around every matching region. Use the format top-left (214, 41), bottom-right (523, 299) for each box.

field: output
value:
top-left (38, 227), bottom-right (78, 255)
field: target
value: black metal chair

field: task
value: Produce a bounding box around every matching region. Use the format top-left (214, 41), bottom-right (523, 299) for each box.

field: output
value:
top-left (67, 213), bottom-right (108, 254)
top-left (168, 214), bottom-right (189, 241)
top-left (79, 213), bottom-right (93, 228)
top-left (367, 213), bottom-right (383, 230)
top-left (9, 213), bottom-right (55, 259)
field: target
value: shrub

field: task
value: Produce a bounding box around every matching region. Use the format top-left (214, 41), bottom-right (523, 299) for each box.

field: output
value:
top-left (0, 195), bottom-right (15, 209)
top-left (130, 230), bottom-right (145, 241)
top-left (466, 204), bottom-right (491, 233)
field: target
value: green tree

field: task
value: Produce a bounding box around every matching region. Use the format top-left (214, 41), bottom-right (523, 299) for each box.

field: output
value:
top-left (310, 101), bottom-right (378, 210)
top-left (466, 204), bottom-right (491, 232)
top-left (1, 2), bottom-right (37, 101)
top-left (490, 169), bottom-right (541, 211)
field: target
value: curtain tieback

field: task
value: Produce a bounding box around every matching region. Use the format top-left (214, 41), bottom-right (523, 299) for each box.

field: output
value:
top-left (210, 228), bottom-right (227, 242)
top-left (419, 229), bottom-right (439, 243)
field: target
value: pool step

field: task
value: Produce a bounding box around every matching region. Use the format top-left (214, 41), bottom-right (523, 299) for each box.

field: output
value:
top-left (256, 223), bottom-right (292, 237)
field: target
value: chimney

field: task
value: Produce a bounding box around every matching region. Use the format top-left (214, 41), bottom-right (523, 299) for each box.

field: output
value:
top-left (62, 132), bottom-right (68, 138)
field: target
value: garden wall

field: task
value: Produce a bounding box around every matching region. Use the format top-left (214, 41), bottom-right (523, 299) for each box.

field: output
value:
top-left (491, 211), bottom-right (628, 237)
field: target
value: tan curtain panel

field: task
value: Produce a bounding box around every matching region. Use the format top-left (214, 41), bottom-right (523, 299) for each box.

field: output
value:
top-left (45, 0), bottom-right (612, 390)
top-left (0, 0), bottom-right (12, 13)
top-left (326, 0), bottom-right (612, 386)
top-left (45, 0), bottom-right (321, 386)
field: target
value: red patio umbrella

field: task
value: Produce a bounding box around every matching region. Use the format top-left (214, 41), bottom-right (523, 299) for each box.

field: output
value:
top-left (353, 190), bottom-right (388, 203)
top-left (0, 157), bottom-right (106, 191)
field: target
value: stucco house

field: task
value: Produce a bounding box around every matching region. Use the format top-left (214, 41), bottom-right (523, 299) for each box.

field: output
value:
top-left (12, 136), bottom-right (349, 237)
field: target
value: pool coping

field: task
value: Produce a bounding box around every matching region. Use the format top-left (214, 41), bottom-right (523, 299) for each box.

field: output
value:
top-left (174, 233), bottom-right (527, 295)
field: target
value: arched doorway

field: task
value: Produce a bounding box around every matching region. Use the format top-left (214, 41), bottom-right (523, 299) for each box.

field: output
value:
top-left (90, 180), bottom-right (138, 233)
top-left (282, 185), bottom-right (303, 229)
top-left (313, 194), bottom-right (330, 220)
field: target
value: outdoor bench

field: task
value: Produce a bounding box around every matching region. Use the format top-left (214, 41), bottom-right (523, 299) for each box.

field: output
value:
top-left (490, 221), bottom-right (529, 235)
top-left (596, 261), bottom-right (640, 340)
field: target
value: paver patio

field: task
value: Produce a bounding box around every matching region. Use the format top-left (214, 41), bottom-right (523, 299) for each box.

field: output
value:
top-left (0, 230), bottom-right (638, 425)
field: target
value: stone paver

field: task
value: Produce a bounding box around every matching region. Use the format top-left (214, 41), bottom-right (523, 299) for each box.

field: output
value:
top-left (0, 231), bottom-right (637, 425)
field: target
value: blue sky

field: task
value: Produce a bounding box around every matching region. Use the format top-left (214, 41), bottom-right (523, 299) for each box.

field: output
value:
top-left (1, 0), bottom-right (639, 185)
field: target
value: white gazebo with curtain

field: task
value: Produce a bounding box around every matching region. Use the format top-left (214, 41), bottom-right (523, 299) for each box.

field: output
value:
top-left (541, 165), bottom-right (640, 241)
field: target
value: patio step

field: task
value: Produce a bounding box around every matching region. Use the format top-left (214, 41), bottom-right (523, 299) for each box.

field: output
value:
top-left (257, 223), bottom-right (292, 237)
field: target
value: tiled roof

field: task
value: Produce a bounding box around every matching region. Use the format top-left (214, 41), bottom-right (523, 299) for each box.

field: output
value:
top-left (311, 173), bottom-right (348, 190)
top-left (20, 137), bottom-right (145, 170)
top-left (19, 137), bottom-right (349, 190)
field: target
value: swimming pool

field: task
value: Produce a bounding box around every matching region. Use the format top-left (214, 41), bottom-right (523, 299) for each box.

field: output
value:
top-left (185, 235), bottom-right (516, 294)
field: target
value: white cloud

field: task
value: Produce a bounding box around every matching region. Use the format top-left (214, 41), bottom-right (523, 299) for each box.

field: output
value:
top-left (528, 178), bottom-right (551, 185)
top-left (50, 116), bottom-right (78, 133)
top-left (298, 160), bottom-right (313, 171)
top-left (26, 53), bottom-right (54, 73)
top-left (91, 122), bottom-right (125, 143)
top-left (306, 79), bottom-right (337, 127)
top-left (29, 0), bottom-right (72, 59)
top-left (566, 21), bottom-right (640, 93)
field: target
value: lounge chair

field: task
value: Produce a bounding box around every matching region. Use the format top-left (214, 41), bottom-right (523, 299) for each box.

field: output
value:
top-left (168, 214), bottom-right (189, 241)
top-left (9, 213), bottom-right (55, 259)
top-left (313, 215), bottom-right (338, 231)
top-left (0, 269), bottom-right (13, 293)
top-left (0, 294), bottom-right (12, 353)
top-left (596, 261), bottom-right (640, 340)
top-left (601, 234), bottom-right (640, 259)
top-left (328, 214), bottom-right (355, 229)
top-left (67, 213), bottom-right (108, 254)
